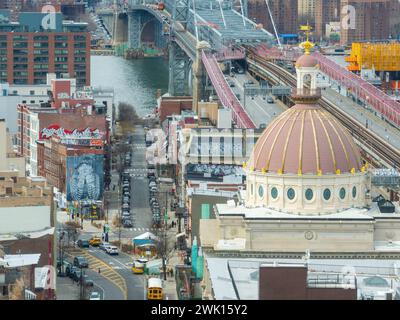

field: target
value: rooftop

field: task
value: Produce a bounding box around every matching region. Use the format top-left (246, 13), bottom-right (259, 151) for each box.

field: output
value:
top-left (215, 202), bottom-right (376, 220)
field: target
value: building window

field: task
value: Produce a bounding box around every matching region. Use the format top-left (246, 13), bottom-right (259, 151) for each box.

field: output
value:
top-left (339, 187), bottom-right (346, 200)
top-left (352, 186), bottom-right (357, 199)
top-left (305, 188), bottom-right (313, 201)
top-left (287, 188), bottom-right (295, 200)
top-left (258, 185), bottom-right (264, 198)
top-left (323, 188), bottom-right (331, 201)
top-left (271, 187), bottom-right (278, 199)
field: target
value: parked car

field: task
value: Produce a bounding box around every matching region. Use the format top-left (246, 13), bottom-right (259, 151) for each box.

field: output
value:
top-left (150, 186), bottom-right (158, 193)
top-left (89, 291), bottom-right (101, 300)
top-left (84, 276), bottom-right (94, 287)
top-left (123, 220), bottom-right (133, 228)
top-left (77, 239), bottom-right (90, 248)
top-left (149, 181), bottom-right (157, 187)
top-left (73, 256), bottom-right (89, 268)
top-left (65, 263), bottom-right (76, 276)
top-left (106, 246), bottom-right (119, 255)
top-left (267, 96), bottom-right (274, 103)
top-left (122, 212), bottom-right (131, 219)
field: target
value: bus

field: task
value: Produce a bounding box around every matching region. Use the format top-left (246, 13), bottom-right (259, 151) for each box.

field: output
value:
top-left (147, 278), bottom-right (163, 300)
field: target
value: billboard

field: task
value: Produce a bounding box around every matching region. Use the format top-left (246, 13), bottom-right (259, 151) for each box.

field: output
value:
top-left (66, 154), bottom-right (104, 201)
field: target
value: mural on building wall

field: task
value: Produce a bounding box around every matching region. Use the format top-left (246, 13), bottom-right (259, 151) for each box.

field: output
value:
top-left (66, 154), bottom-right (104, 201)
top-left (40, 124), bottom-right (104, 140)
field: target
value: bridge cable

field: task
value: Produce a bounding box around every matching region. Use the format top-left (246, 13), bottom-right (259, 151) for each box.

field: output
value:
top-left (264, 0), bottom-right (282, 50)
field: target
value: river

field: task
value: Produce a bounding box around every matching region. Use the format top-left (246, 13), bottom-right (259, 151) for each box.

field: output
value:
top-left (91, 56), bottom-right (169, 116)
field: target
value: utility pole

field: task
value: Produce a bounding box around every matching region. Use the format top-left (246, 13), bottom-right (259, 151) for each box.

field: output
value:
top-left (158, 190), bottom-right (169, 281)
top-left (79, 267), bottom-right (86, 300)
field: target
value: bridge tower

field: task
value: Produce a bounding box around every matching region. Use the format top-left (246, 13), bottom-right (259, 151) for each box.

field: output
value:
top-left (168, 42), bottom-right (191, 96)
top-left (172, 0), bottom-right (190, 30)
top-left (192, 41), bottom-right (210, 113)
top-left (168, 0), bottom-right (192, 96)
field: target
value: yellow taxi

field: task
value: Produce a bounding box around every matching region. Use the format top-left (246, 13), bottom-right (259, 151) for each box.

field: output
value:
top-left (132, 261), bottom-right (145, 274)
top-left (89, 236), bottom-right (102, 247)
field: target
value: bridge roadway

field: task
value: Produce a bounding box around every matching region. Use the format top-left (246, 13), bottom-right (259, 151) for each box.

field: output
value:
top-left (247, 54), bottom-right (400, 168)
top-left (227, 73), bottom-right (286, 127)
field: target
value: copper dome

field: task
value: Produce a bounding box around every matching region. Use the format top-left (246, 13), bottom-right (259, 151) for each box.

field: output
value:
top-left (248, 104), bottom-right (363, 175)
top-left (296, 54), bottom-right (318, 68)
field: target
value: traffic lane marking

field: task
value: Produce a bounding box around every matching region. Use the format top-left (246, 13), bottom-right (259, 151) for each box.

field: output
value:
top-left (64, 248), bottom-right (128, 300)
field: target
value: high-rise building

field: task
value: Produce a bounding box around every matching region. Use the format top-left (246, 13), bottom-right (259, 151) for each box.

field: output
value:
top-left (389, 0), bottom-right (400, 39)
top-left (340, 0), bottom-right (391, 45)
top-left (298, 0), bottom-right (315, 26)
top-left (0, 10), bottom-right (90, 86)
top-left (248, 0), bottom-right (298, 35)
top-left (315, 0), bottom-right (340, 38)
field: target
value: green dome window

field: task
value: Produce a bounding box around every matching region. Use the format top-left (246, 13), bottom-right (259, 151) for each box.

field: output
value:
top-left (305, 188), bottom-right (314, 201)
top-left (258, 185), bottom-right (264, 198)
top-left (339, 187), bottom-right (346, 200)
top-left (352, 186), bottom-right (357, 198)
top-left (323, 188), bottom-right (331, 201)
top-left (287, 188), bottom-right (295, 200)
top-left (271, 187), bottom-right (278, 199)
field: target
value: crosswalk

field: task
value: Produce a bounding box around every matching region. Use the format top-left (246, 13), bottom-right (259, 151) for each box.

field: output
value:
top-left (133, 144), bottom-right (146, 149)
top-left (125, 168), bottom-right (150, 178)
top-left (131, 227), bottom-right (162, 232)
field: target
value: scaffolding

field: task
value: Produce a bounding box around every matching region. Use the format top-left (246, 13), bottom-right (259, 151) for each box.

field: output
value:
top-left (346, 42), bottom-right (400, 72)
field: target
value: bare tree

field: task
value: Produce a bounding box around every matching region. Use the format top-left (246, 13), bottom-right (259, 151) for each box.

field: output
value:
top-left (8, 277), bottom-right (25, 300)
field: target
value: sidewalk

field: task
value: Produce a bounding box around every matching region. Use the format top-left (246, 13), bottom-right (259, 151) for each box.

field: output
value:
top-left (56, 276), bottom-right (79, 300)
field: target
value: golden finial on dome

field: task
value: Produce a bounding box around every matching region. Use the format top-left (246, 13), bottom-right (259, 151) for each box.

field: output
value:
top-left (351, 168), bottom-right (356, 174)
top-left (336, 169), bottom-right (341, 175)
top-left (299, 23), bottom-right (314, 55)
top-left (261, 167), bottom-right (266, 174)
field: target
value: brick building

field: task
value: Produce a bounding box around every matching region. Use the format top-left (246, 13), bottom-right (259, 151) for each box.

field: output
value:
top-left (0, 10), bottom-right (90, 86)
top-left (37, 137), bottom-right (104, 194)
top-left (340, 0), bottom-right (391, 45)
top-left (247, 0), bottom-right (298, 35)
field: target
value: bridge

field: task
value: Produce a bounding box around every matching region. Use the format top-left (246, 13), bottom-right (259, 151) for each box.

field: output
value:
top-left (101, 1), bottom-right (400, 178)
top-left (101, 0), bottom-right (274, 129)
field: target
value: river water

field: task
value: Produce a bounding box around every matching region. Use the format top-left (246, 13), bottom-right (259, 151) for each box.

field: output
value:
top-left (91, 56), bottom-right (169, 116)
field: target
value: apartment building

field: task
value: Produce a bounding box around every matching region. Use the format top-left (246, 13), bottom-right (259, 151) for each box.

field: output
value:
top-left (0, 10), bottom-right (90, 86)
top-left (315, 0), bottom-right (340, 38)
top-left (248, 0), bottom-right (298, 35)
top-left (340, 0), bottom-right (391, 45)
